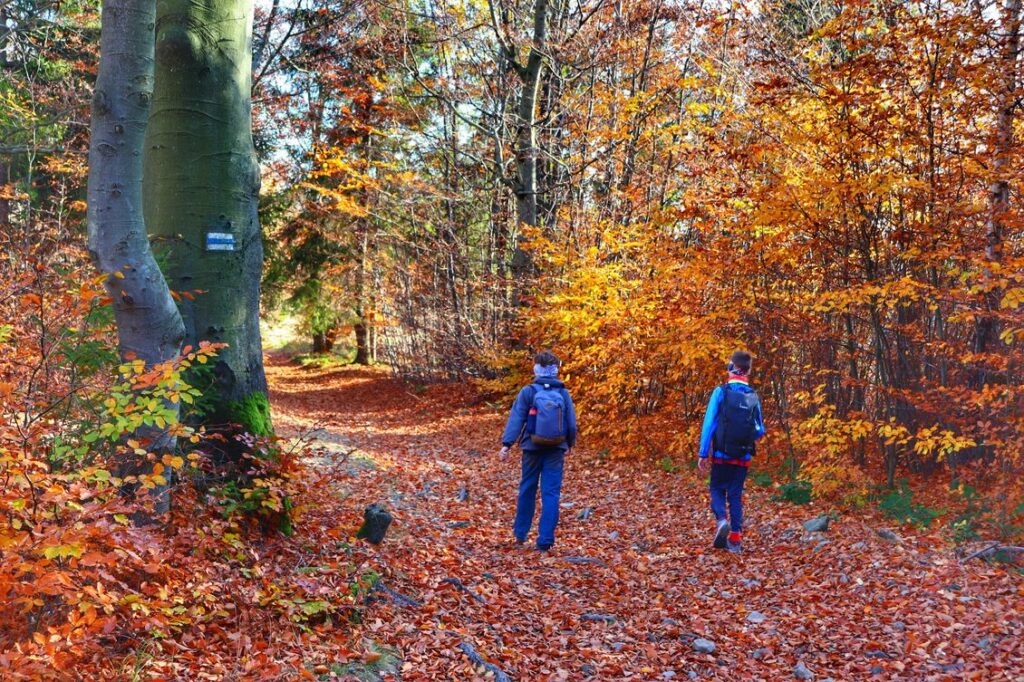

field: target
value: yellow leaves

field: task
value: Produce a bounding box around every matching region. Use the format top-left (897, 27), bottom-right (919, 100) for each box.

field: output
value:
top-left (878, 422), bottom-right (911, 448)
top-left (162, 454), bottom-right (185, 469)
top-left (41, 543), bottom-right (84, 561)
top-left (809, 278), bottom-right (930, 314)
top-left (1000, 287), bottom-right (1024, 310)
top-left (911, 427), bottom-right (975, 462)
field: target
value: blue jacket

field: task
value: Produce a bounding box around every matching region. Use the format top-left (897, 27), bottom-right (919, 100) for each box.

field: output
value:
top-left (698, 380), bottom-right (765, 463)
top-left (501, 379), bottom-right (578, 451)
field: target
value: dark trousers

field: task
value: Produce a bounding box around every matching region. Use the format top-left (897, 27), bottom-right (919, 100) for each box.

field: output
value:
top-left (710, 462), bottom-right (748, 534)
top-left (513, 448), bottom-right (565, 547)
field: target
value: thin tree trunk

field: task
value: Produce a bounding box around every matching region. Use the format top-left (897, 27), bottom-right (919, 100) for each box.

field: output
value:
top-left (354, 224), bottom-right (371, 365)
top-left (976, 0), bottom-right (1021, 365)
top-left (508, 0), bottom-right (552, 306)
top-left (144, 0), bottom-right (270, 433)
top-left (0, 162), bottom-right (9, 228)
top-left (87, 0), bottom-right (186, 514)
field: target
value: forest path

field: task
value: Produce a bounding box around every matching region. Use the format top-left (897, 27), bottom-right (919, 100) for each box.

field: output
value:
top-left (265, 354), bottom-right (1023, 681)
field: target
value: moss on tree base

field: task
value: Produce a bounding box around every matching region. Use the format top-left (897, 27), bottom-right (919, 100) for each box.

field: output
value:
top-left (225, 391), bottom-right (273, 436)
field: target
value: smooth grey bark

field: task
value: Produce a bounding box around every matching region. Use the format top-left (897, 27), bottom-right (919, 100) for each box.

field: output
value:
top-left (512, 0), bottom-right (549, 231)
top-left (144, 0), bottom-right (269, 432)
top-left (489, 0), bottom-right (554, 304)
top-left (86, 0), bottom-right (186, 513)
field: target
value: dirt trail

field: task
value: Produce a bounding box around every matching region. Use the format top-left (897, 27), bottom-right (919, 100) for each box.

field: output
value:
top-left (266, 354), bottom-right (1024, 681)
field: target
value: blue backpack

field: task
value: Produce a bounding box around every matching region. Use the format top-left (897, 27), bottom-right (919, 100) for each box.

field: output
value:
top-left (526, 383), bottom-right (569, 446)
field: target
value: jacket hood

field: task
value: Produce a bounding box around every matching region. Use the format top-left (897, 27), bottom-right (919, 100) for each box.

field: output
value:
top-left (532, 377), bottom-right (566, 389)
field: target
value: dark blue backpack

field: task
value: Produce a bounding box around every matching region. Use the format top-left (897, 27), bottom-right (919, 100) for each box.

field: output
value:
top-left (713, 383), bottom-right (760, 457)
top-left (526, 383), bottom-right (569, 446)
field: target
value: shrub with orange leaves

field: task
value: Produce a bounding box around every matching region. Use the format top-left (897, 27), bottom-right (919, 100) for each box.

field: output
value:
top-left (0, 259), bottom-right (321, 677)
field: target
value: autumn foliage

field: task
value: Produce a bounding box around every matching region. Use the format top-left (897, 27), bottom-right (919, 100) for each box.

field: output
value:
top-left (508, 1), bottom-right (1024, 534)
top-left (2, 0), bottom-right (1024, 678)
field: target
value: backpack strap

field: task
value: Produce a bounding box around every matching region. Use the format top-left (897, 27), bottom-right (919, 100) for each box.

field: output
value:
top-left (712, 383), bottom-right (729, 456)
top-left (516, 384), bottom-right (538, 445)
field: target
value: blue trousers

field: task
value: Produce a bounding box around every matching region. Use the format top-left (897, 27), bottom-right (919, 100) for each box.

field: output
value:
top-left (513, 448), bottom-right (565, 547)
top-left (710, 463), bottom-right (748, 533)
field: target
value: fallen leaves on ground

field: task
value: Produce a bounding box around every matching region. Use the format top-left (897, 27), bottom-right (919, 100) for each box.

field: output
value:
top-left (265, 355), bottom-right (1023, 681)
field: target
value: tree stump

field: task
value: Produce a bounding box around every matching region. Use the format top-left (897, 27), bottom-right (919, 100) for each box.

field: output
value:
top-left (357, 504), bottom-right (393, 544)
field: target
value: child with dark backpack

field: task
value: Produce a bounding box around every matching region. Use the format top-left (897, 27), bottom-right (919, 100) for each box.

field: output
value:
top-left (697, 350), bottom-right (765, 553)
top-left (499, 351), bottom-right (578, 551)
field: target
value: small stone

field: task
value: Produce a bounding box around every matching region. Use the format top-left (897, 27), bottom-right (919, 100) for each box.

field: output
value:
top-left (876, 528), bottom-right (900, 542)
top-left (456, 487), bottom-right (469, 502)
top-left (741, 578), bottom-right (762, 588)
top-left (662, 618), bottom-right (680, 627)
top-left (813, 540), bottom-right (830, 553)
top-left (582, 613), bottom-right (617, 624)
top-left (751, 647), bottom-right (771, 660)
top-left (578, 506), bottom-right (594, 520)
top-left (720, 591), bottom-right (734, 599)
top-left (870, 666), bottom-right (883, 674)
top-left (356, 504), bottom-right (393, 544)
top-left (838, 573), bottom-right (850, 584)
top-left (688, 672), bottom-right (698, 680)
top-left (793, 661), bottom-right (814, 680)
top-left (693, 638), bottom-right (716, 654)
top-left (746, 611), bottom-right (767, 624)
top-left (662, 672), bottom-right (676, 679)
top-left (610, 642), bottom-right (626, 652)
top-left (581, 663), bottom-right (597, 676)
top-left (892, 621), bottom-right (906, 632)
top-left (608, 531), bottom-right (620, 540)
top-left (803, 515), bottom-right (830, 533)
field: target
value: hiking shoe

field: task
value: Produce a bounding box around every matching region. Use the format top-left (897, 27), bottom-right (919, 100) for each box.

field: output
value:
top-left (727, 531), bottom-right (742, 554)
top-left (535, 544), bottom-right (552, 552)
top-left (713, 519), bottom-right (729, 549)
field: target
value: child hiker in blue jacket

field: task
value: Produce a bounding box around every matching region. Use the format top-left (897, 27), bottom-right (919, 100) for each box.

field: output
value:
top-left (698, 350), bottom-right (765, 553)
top-left (499, 351), bottom-right (578, 551)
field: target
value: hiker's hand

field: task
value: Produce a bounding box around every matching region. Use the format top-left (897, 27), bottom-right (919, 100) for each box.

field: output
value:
top-left (697, 457), bottom-right (708, 473)
top-left (499, 446), bottom-right (510, 460)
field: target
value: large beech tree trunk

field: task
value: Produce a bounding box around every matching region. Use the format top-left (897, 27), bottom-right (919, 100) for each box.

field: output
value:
top-left (143, 0), bottom-right (270, 433)
top-left (86, 0), bottom-right (185, 513)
